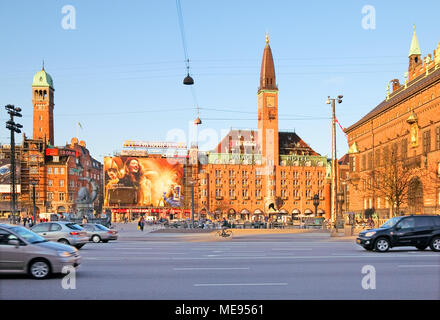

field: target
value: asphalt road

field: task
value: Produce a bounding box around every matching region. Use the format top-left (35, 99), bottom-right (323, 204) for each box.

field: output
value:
top-left (1, 232), bottom-right (439, 300)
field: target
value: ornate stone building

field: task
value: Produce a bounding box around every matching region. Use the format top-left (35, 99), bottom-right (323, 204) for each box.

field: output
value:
top-left (345, 29), bottom-right (440, 218)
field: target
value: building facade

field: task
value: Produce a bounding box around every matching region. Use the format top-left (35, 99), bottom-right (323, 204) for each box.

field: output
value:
top-left (0, 67), bottom-right (103, 219)
top-left (191, 36), bottom-right (331, 221)
top-left (345, 29), bottom-right (440, 218)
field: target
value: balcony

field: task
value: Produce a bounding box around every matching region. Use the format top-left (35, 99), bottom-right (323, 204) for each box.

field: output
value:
top-left (215, 196), bottom-right (223, 200)
top-left (229, 196), bottom-right (236, 200)
top-left (243, 196), bottom-right (250, 200)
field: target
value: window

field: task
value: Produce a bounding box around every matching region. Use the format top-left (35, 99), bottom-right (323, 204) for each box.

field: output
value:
top-left (367, 152), bottom-right (373, 170)
top-left (423, 130), bottom-right (431, 154)
top-left (215, 189), bottom-right (221, 197)
top-left (375, 149), bottom-right (381, 167)
top-left (30, 167), bottom-right (38, 174)
top-left (49, 223), bottom-right (62, 232)
top-left (350, 155), bottom-right (356, 172)
top-left (59, 180), bottom-right (65, 187)
top-left (362, 154), bottom-right (366, 171)
top-left (48, 180), bottom-right (53, 187)
top-left (59, 193), bottom-right (65, 201)
top-left (401, 139), bottom-right (408, 159)
top-left (47, 168), bottom-right (52, 174)
top-left (54, 168), bottom-right (59, 175)
top-left (256, 189), bottom-right (261, 198)
top-left (415, 217), bottom-right (434, 228)
top-left (383, 146), bottom-right (389, 165)
top-left (60, 168), bottom-right (65, 175)
top-left (32, 223), bottom-right (50, 233)
top-left (436, 127), bottom-right (440, 150)
top-left (47, 192), bottom-right (53, 200)
top-left (397, 218), bottom-right (415, 229)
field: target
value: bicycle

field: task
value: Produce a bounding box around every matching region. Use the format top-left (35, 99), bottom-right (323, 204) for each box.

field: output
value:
top-left (217, 228), bottom-right (233, 238)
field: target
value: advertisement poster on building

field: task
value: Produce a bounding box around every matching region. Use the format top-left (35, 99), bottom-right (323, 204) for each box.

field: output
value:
top-left (104, 156), bottom-right (184, 207)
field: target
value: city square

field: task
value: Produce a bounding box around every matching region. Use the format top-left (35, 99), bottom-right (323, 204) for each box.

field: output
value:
top-left (0, 1), bottom-right (440, 309)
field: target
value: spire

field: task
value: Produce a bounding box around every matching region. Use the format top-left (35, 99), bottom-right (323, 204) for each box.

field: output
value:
top-left (259, 33), bottom-right (277, 92)
top-left (409, 25), bottom-right (421, 57)
top-left (42, 59), bottom-right (45, 71)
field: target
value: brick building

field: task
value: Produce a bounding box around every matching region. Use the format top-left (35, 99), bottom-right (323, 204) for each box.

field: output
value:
top-left (345, 29), bottom-right (440, 218)
top-left (189, 35), bottom-right (331, 221)
top-left (0, 67), bottom-right (103, 219)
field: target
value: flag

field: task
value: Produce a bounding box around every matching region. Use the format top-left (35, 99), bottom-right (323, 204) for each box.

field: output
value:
top-left (78, 122), bottom-right (83, 130)
top-left (335, 116), bottom-right (348, 142)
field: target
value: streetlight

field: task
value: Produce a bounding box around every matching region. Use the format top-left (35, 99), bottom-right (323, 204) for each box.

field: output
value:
top-left (313, 194), bottom-right (320, 216)
top-left (5, 104), bottom-right (22, 224)
top-left (325, 95), bottom-right (343, 226)
top-left (337, 192), bottom-right (345, 218)
top-left (30, 179), bottom-right (39, 225)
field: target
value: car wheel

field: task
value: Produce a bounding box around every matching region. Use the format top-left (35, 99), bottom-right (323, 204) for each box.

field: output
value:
top-left (92, 235), bottom-right (101, 243)
top-left (374, 237), bottom-right (390, 252)
top-left (58, 239), bottom-right (70, 245)
top-left (29, 259), bottom-right (51, 279)
top-left (416, 245), bottom-right (427, 251)
top-left (429, 236), bottom-right (440, 252)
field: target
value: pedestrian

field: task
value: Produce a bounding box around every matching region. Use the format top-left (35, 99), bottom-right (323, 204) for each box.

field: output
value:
top-left (28, 216), bottom-right (33, 227)
top-left (23, 217), bottom-right (27, 227)
top-left (139, 217), bottom-right (145, 231)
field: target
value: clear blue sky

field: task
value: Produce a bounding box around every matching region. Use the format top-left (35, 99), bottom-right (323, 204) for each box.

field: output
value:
top-left (1, 0), bottom-right (439, 162)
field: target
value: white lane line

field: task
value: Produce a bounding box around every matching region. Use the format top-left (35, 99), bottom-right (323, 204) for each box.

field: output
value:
top-left (194, 283), bottom-right (287, 287)
top-left (398, 265), bottom-right (440, 268)
top-left (174, 267), bottom-right (250, 271)
top-left (272, 248), bottom-right (312, 251)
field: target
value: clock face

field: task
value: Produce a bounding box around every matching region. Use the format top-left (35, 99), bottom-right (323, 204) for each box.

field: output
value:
top-left (266, 96), bottom-right (275, 107)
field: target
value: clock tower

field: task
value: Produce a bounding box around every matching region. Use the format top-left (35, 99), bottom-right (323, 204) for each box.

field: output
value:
top-left (257, 33), bottom-right (279, 166)
top-left (257, 34), bottom-right (279, 213)
top-left (32, 65), bottom-right (55, 145)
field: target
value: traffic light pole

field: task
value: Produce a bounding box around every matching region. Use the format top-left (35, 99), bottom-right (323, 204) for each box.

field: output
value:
top-left (5, 104), bottom-right (23, 225)
top-left (10, 114), bottom-right (17, 224)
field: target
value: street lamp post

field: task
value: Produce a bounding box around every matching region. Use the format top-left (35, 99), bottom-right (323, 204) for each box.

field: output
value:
top-left (337, 192), bottom-right (345, 219)
top-left (30, 179), bottom-right (39, 225)
top-left (5, 105), bottom-right (23, 224)
top-left (313, 194), bottom-right (320, 216)
top-left (326, 96), bottom-right (343, 226)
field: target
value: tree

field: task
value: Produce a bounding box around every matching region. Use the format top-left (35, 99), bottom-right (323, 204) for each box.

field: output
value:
top-left (362, 150), bottom-right (422, 218)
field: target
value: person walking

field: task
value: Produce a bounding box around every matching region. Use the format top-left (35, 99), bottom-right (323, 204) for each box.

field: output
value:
top-left (139, 216), bottom-right (145, 232)
top-left (23, 217), bottom-right (27, 227)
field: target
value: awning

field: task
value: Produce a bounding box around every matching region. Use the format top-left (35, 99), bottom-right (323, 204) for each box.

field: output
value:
top-left (304, 209), bottom-right (313, 215)
top-left (240, 209), bottom-right (250, 214)
top-left (292, 209), bottom-right (300, 215)
top-left (253, 209), bottom-right (263, 214)
top-left (279, 209), bottom-right (288, 214)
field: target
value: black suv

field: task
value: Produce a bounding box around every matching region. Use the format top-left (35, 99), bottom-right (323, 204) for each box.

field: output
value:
top-left (356, 215), bottom-right (440, 252)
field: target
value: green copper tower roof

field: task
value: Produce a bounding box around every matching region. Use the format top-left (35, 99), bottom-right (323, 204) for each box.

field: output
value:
top-left (409, 26), bottom-right (421, 57)
top-left (32, 68), bottom-right (54, 89)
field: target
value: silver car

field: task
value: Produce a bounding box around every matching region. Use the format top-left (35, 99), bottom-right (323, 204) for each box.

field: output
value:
top-left (80, 223), bottom-right (118, 243)
top-left (31, 222), bottom-right (89, 249)
top-left (0, 224), bottom-right (81, 279)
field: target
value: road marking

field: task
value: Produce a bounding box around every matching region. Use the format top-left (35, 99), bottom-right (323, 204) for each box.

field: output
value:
top-left (398, 265), bottom-right (440, 268)
top-left (173, 267), bottom-right (250, 271)
top-left (194, 283), bottom-right (287, 287)
top-left (272, 248), bottom-right (313, 251)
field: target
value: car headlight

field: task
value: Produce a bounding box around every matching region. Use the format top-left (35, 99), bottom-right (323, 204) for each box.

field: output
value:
top-left (365, 231), bottom-right (376, 237)
top-left (57, 251), bottom-right (72, 257)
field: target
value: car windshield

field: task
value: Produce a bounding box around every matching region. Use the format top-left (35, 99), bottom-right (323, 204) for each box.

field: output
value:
top-left (66, 223), bottom-right (83, 230)
top-left (10, 226), bottom-right (47, 244)
top-left (380, 216), bottom-right (403, 228)
top-left (95, 224), bottom-right (109, 231)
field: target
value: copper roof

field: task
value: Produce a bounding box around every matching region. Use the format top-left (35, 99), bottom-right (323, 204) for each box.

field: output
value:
top-left (258, 43), bottom-right (277, 92)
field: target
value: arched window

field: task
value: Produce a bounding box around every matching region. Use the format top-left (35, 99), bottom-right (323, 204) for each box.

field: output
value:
top-left (43, 90), bottom-right (47, 100)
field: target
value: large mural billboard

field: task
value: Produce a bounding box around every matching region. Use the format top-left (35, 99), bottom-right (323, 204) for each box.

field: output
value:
top-left (104, 156), bottom-right (184, 207)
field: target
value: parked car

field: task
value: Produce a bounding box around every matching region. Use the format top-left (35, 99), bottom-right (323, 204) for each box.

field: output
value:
top-left (31, 222), bottom-right (89, 249)
top-left (80, 223), bottom-right (118, 243)
top-left (0, 224), bottom-right (81, 279)
top-left (356, 215), bottom-right (440, 252)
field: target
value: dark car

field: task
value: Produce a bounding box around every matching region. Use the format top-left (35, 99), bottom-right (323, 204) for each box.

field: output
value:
top-left (356, 215), bottom-right (440, 252)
